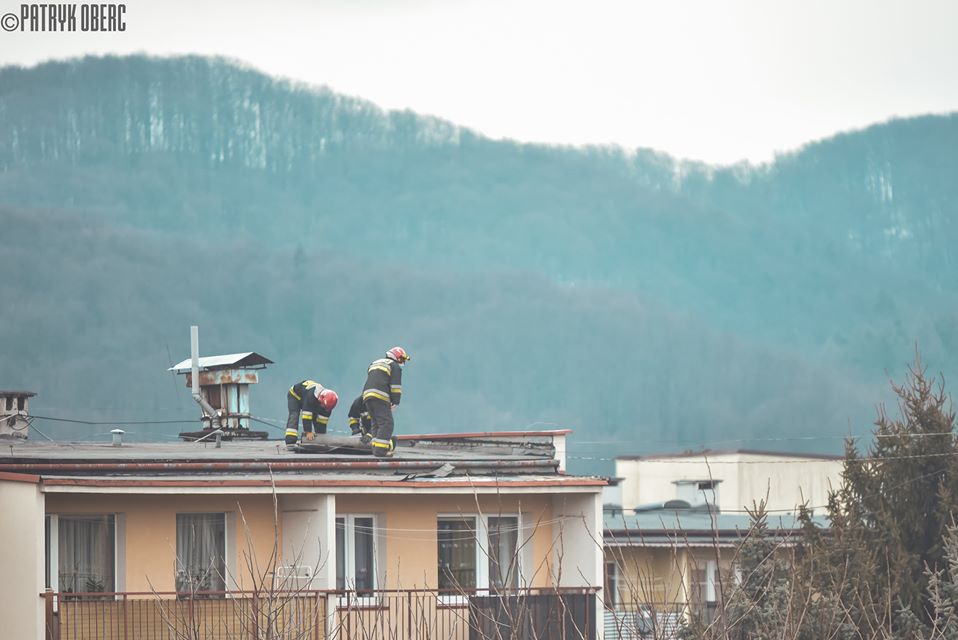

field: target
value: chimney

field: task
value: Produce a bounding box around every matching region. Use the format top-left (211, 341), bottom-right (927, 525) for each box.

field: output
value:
top-left (0, 390), bottom-right (36, 440)
top-left (168, 332), bottom-right (274, 440)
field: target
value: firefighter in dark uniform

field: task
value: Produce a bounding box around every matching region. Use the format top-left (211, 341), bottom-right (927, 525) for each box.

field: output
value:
top-left (347, 395), bottom-right (373, 443)
top-left (362, 346), bottom-right (410, 457)
top-left (285, 380), bottom-right (339, 445)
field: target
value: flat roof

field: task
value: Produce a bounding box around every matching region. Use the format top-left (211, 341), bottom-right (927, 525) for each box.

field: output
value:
top-left (616, 448), bottom-right (843, 462)
top-left (0, 430), bottom-right (604, 491)
top-left (0, 437), bottom-right (553, 463)
top-left (0, 390), bottom-right (36, 397)
top-left (603, 509), bottom-right (829, 545)
top-left (398, 429), bottom-right (571, 440)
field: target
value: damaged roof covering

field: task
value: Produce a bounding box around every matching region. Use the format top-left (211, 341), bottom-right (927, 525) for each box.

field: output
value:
top-left (0, 430), bottom-right (604, 490)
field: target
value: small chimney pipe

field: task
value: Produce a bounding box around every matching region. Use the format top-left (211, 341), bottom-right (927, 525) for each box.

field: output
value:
top-left (190, 325), bottom-right (221, 429)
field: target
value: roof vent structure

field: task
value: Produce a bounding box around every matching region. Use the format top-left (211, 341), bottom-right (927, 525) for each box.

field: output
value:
top-left (0, 390), bottom-right (35, 440)
top-left (169, 327), bottom-right (274, 441)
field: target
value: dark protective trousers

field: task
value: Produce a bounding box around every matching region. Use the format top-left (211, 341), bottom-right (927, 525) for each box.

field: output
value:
top-left (348, 396), bottom-right (373, 436)
top-left (364, 397), bottom-right (394, 440)
top-left (285, 392), bottom-right (302, 444)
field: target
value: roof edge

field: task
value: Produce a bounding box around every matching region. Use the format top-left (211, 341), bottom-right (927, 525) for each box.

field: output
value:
top-left (0, 470), bottom-right (40, 484)
top-left (398, 429), bottom-right (572, 440)
top-left (616, 448), bottom-right (843, 462)
top-left (41, 477), bottom-right (607, 489)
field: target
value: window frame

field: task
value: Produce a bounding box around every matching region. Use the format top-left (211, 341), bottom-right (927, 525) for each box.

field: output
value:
top-left (175, 512), bottom-right (232, 596)
top-left (335, 514), bottom-right (380, 607)
top-left (45, 513), bottom-right (121, 599)
top-left (604, 560), bottom-right (618, 609)
top-left (436, 513), bottom-right (523, 605)
top-left (485, 515), bottom-right (521, 593)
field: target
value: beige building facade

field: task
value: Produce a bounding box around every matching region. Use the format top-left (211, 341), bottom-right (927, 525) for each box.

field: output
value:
top-left (0, 430), bottom-right (605, 640)
top-left (615, 449), bottom-right (843, 514)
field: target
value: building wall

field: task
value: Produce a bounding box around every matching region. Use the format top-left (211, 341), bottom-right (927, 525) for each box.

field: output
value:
top-left (44, 491), bottom-right (585, 594)
top-left (45, 493), bottom-right (278, 592)
top-left (617, 454), bottom-right (842, 513)
top-left (550, 492), bottom-right (604, 588)
top-left (0, 478), bottom-right (45, 640)
top-left (336, 493), bottom-right (557, 590)
top-left (606, 546), bottom-right (734, 611)
top-left (280, 494), bottom-right (336, 589)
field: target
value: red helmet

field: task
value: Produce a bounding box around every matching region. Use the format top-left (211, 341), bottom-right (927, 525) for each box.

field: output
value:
top-left (315, 387), bottom-right (339, 410)
top-left (386, 346), bottom-right (410, 364)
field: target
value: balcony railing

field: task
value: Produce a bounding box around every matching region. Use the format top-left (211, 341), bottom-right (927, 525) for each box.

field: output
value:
top-left (603, 603), bottom-right (685, 640)
top-left (43, 587), bottom-right (599, 640)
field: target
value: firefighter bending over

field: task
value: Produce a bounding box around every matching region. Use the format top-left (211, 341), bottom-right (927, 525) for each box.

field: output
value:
top-left (286, 380), bottom-right (339, 445)
top-left (347, 395), bottom-right (373, 443)
top-left (362, 346), bottom-right (410, 457)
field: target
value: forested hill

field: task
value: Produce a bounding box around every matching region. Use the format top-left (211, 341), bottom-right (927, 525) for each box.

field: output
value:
top-left (2, 55), bottom-right (956, 472)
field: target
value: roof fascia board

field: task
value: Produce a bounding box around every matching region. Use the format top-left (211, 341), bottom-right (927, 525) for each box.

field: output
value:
top-left (41, 483), bottom-right (604, 495)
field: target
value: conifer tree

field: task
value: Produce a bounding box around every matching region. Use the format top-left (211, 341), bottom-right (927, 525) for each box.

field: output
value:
top-left (722, 502), bottom-right (795, 639)
top-left (802, 355), bottom-right (958, 630)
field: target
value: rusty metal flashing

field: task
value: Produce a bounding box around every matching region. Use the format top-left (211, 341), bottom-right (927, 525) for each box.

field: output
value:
top-left (0, 470), bottom-right (40, 484)
top-left (40, 476), bottom-right (607, 489)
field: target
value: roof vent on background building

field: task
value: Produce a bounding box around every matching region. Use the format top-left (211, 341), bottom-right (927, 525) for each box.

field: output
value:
top-left (673, 478), bottom-right (722, 509)
top-left (0, 390), bottom-right (35, 440)
top-left (633, 498), bottom-right (718, 514)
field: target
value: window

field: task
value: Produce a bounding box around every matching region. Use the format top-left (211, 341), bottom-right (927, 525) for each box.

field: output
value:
top-left (693, 559), bottom-right (720, 623)
top-left (437, 515), bottom-right (521, 594)
top-left (604, 561), bottom-right (618, 608)
top-left (487, 517), bottom-right (519, 592)
top-left (45, 516), bottom-right (52, 589)
top-left (438, 517), bottom-right (477, 591)
top-left (57, 515), bottom-right (116, 594)
top-left (176, 513), bottom-right (226, 593)
top-left (335, 515), bottom-right (377, 595)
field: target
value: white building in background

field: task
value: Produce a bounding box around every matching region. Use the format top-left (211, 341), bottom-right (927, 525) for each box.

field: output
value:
top-left (615, 449), bottom-right (844, 514)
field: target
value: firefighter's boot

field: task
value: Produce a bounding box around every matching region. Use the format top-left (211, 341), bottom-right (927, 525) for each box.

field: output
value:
top-left (371, 437), bottom-right (394, 458)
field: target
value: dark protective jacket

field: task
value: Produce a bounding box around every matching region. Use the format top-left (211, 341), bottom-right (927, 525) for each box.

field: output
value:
top-left (362, 358), bottom-right (402, 405)
top-left (289, 379), bottom-right (332, 432)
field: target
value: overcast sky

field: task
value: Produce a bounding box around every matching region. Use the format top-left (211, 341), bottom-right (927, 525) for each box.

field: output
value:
top-left (1, 0), bottom-right (956, 164)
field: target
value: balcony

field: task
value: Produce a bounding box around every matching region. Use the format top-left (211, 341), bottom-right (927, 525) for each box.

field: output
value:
top-left (603, 603), bottom-right (684, 640)
top-left (43, 587), bottom-right (599, 640)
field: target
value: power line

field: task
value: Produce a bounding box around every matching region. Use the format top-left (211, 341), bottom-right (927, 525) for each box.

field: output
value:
top-left (23, 413), bottom-right (958, 457)
top-left (27, 414), bottom-right (198, 426)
